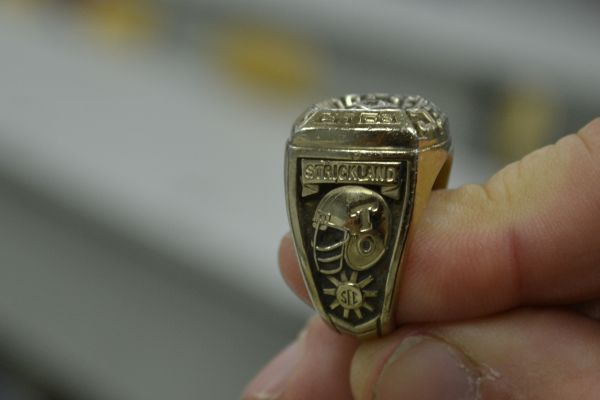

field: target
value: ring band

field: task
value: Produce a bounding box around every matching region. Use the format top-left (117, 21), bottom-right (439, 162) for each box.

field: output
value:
top-left (285, 94), bottom-right (452, 338)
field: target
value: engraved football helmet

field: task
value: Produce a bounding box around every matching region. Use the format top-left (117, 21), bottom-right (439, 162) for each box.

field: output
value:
top-left (312, 186), bottom-right (390, 274)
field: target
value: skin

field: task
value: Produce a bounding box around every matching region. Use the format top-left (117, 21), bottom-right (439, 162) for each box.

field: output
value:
top-left (244, 118), bottom-right (600, 400)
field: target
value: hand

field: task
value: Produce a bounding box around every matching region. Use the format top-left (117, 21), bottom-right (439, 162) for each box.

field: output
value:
top-left (244, 118), bottom-right (600, 400)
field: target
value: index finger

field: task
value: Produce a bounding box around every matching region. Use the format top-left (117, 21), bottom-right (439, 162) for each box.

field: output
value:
top-left (280, 118), bottom-right (600, 323)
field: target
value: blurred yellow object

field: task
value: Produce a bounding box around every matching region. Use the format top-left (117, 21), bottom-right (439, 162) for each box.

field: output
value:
top-left (218, 23), bottom-right (321, 95)
top-left (81, 0), bottom-right (160, 45)
top-left (493, 87), bottom-right (562, 162)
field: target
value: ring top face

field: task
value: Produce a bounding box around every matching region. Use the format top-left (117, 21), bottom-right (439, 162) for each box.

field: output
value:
top-left (285, 94), bottom-right (451, 338)
top-left (291, 93), bottom-right (449, 151)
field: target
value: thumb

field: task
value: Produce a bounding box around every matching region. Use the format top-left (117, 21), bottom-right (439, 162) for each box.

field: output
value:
top-left (350, 309), bottom-right (600, 400)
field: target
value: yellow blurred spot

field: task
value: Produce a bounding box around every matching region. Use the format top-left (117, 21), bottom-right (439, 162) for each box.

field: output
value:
top-left (218, 23), bottom-right (321, 95)
top-left (81, 0), bottom-right (160, 45)
top-left (493, 87), bottom-right (562, 162)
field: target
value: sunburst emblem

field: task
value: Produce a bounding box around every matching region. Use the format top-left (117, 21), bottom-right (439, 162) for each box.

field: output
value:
top-left (323, 271), bottom-right (378, 319)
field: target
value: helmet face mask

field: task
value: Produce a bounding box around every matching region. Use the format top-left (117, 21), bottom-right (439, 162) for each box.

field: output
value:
top-left (312, 214), bottom-right (349, 275)
top-left (312, 186), bottom-right (390, 275)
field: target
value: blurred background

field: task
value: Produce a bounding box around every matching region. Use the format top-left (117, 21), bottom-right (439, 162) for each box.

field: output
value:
top-left (0, 0), bottom-right (598, 399)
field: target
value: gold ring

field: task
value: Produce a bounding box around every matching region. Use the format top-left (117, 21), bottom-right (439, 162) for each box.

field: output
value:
top-left (285, 94), bottom-right (452, 338)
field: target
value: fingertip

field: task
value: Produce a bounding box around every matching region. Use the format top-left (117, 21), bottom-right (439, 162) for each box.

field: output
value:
top-left (278, 233), bottom-right (312, 306)
top-left (242, 339), bottom-right (303, 400)
top-left (579, 116), bottom-right (600, 136)
top-left (575, 116), bottom-right (600, 161)
top-left (284, 316), bottom-right (359, 399)
top-left (351, 328), bottom-right (478, 400)
top-left (277, 232), bottom-right (293, 266)
top-left (351, 333), bottom-right (401, 400)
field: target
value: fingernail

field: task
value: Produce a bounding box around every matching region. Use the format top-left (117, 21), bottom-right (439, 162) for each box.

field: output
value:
top-left (375, 336), bottom-right (479, 400)
top-left (242, 332), bottom-right (305, 400)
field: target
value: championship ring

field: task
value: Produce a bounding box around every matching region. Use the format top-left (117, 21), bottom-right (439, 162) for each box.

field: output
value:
top-left (285, 94), bottom-right (452, 338)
